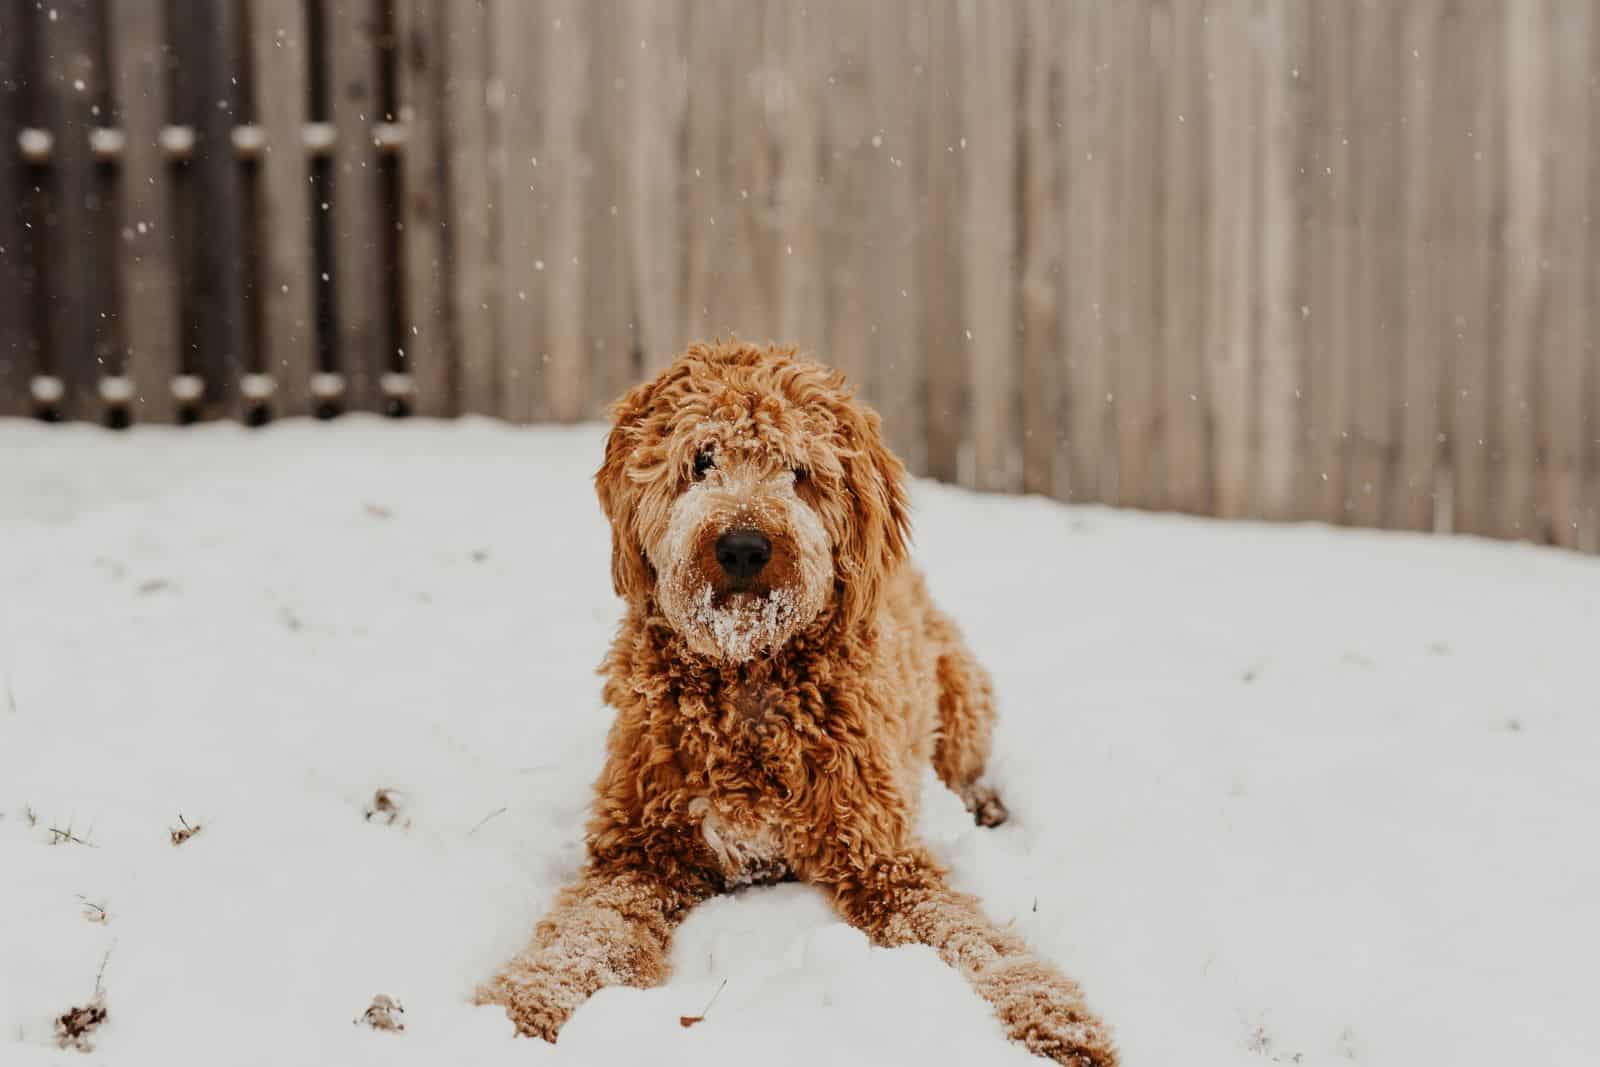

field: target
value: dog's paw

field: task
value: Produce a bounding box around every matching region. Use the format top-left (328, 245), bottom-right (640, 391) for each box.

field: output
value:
top-left (961, 783), bottom-right (1010, 828)
top-left (473, 968), bottom-right (586, 1043)
top-left (981, 958), bottom-right (1117, 1066)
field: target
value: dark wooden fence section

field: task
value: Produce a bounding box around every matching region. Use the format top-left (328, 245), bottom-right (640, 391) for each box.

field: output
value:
top-left (2, 1), bottom-right (1598, 553)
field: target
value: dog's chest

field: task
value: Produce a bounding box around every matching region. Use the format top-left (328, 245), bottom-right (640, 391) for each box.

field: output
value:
top-left (686, 796), bottom-right (789, 888)
top-left (730, 677), bottom-right (779, 724)
top-left (673, 676), bottom-right (830, 886)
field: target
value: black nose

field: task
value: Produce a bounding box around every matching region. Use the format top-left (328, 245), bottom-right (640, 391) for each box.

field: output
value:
top-left (715, 529), bottom-right (771, 580)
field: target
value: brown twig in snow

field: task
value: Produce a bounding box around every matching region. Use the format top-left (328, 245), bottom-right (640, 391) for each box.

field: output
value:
top-left (93, 947), bottom-right (112, 996)
top-left (48, 824), bottom-right (95, 848)
top-left (364, 789), bottom-right (407, 826)
top-left (169, 814), bottom-right (203, 846)
top-left (77, 896), bottom-right (108, 924)
top-left (54, 998), bottom-right (107, 1051)
top-left (356, 994), bottom-right (405, 1032)
top-left (466, 806), bottom-right (508, 836)
top-left (679, 979), bottom-right (728, 1028)
top-left (55, 947), bottom-right (113, 1051)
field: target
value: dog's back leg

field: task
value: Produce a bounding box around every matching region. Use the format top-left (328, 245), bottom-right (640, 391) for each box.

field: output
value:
top-left (930, 624), bottom-right (1009, 827)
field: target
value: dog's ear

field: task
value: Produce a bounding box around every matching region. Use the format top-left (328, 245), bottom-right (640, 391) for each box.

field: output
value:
top-left (833, 402), bottom-right (911, 631)
top-left (595, 380), bottom-right (657, 601)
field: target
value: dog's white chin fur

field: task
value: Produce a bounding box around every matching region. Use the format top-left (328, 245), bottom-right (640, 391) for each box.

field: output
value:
top-left (678, 585), bottom-right (809, 662)
top-left (654, 473), bottom-right (833, 662)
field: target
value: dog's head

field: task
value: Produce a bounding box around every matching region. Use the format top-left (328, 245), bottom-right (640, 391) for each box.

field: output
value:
top-left (596, 341), bottom-right (909, 662)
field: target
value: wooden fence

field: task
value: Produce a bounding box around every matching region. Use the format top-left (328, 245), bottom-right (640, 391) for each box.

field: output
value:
top-left (1, 1), bottom-right (1597, 552)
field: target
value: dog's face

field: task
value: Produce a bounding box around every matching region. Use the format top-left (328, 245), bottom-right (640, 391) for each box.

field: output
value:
top-left (596, 343), bottom-right (910, 662)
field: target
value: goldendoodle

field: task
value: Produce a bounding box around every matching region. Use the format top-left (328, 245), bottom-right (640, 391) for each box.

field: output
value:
top-left (478, 340), bottom-right (1116, 1065)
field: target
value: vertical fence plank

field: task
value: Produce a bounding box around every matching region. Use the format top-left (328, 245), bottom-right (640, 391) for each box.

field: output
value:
top-left (1253, 0), bottom-right (1307, 520)
top-left (1287, 1), bottom-right (1321, 524)
top-left (179, 0), bottom-right (249, 420)
top-left (36, 0), bottom-right (104, 418)
top-left (626, 0), bottom-right (686, 375)
top-left (1113, 3), bottom-right (1160, 508)
top-left (1533, 0), bottom-right (1591, 549)
top-left (1018, 0), bottom-right (1061, 496)
top-left (1163, 0), bottom-right (1210, 514)
top-left (108, 0), bottom-right (180, 424)
top-left (1425, 4), bottom-right (1472, 533)
top-left (492, 0), bottom-right (544, 421)
top-left (818, 0), bottom-right (873, 395)
top-left (922, 0), bottom-right (965, 484)
top-left (677, 0), bottom-right (717, 347)
top-left (325, 0), bottom-right (387, 412)
top-left (730, 4), bottom-right (782, 346)
top-left (395, 0), bottom-right (453, 416)
top-left (1346, 1), bottom-right (1405, 529)
top-left (1205, 0), bottom-right (1261, 518)
top-left (0, 0), bottom-right (33, 416)
top-left (959, 0), bottom-right (1020, 491)
top-left (1492, 1), bottom-right (1543, 541)
top-left (1299, 3), bottom-right (1354, 522)
top-left (681, 0), bottom-right (757, 347)
top-left (1059, 0), bottom-right (1116, 503)
top-left (540, 0), bottom-right (587, 422)
top-left (247, 0), bottom-right (317, 418)
top-left (774, 0), bottom-right (826, 368)
top-left (1390, 1), bottom-right (1443, 531)
top-left (1442, 4), bottom-right (1501, 537)
top-left (1587, 1), bottom-right (1600, 555)
top-left (443, 0), bottom-right (497, 416)
top-left (582, 0), bottom-right (636, 415)
top-left (868, 0), bottom-right (924, 471)
top-left (8, 0), bottom-right (1600, 556)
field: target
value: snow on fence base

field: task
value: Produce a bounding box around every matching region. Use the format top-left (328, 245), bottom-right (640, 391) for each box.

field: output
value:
top-left (0, 2), bottom-right (1596, 555)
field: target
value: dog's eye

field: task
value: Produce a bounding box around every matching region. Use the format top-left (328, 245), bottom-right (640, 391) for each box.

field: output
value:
top-left (792, 466), bottom-right (809, 484)
top-left (693, 450), bottom-right (715, 479)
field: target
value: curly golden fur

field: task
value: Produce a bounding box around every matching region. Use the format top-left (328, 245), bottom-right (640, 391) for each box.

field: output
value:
top-left (477, 341), bottom-right (1116, 1065)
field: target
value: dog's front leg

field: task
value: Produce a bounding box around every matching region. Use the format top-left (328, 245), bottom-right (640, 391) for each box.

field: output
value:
top-left (821, 847), bottom-right (1117, 1067)
top-left (476, 863), bottom-right (708, 1041)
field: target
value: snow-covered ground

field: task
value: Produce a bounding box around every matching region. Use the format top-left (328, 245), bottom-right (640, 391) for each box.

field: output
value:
top-left (2, 417), bottom-right (1596, 1067)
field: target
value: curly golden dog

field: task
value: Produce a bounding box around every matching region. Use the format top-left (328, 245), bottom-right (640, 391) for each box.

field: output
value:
top-left (478, 341), bottom-right (1116, 1065)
